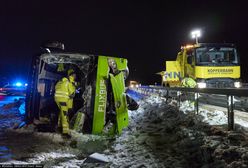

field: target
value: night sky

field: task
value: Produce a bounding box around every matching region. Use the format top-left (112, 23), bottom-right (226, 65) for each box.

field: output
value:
top-left (0, 0), bottom-right (248, 84)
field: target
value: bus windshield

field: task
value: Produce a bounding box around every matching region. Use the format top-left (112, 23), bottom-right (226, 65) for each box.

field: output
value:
top-left (195, 47), bottom-right (239, 66)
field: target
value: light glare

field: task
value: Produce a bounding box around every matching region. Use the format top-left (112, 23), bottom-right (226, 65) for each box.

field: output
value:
top-left (16, 82), bottom-right (23, 87)
top-left (191, 30), bottom-right (201, 38)
top-left (197, 82), bottom-right (206, 88)
top-left (234, 81), bottom-right (241, 88)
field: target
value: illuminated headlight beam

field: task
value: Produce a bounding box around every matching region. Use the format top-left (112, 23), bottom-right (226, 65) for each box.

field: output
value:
top-left (234, 81), bottom-right (241, 88)
top-left (197, 82), bottom-right (206, 88)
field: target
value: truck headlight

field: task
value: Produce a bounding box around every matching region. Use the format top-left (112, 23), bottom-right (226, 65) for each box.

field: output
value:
top-left (197, 82), bottom-right (206, 88)
top-left (234, 81), bottom-right (241, 88)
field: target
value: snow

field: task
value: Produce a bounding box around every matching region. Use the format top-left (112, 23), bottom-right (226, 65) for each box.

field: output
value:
top-left (18, 102), bottom-right (25, 115)
top-left (200, 110), bottom-right (227, 125)
top-left (87, 152), bottom-right (110, 162)
top-left (235, 118), bottom-right (248, 129)
top-left (103, 95), bottom-right (206, 167)
top-left (0, 99), bottom-right (24, 130)
top-left (0, 96), bottom-right (24, 107)
top-left (28, 152), bottom-right (76, 163)
top-left (104, 94), bottom-right (248, 167)
top-left (51, 159), bottom-right (86, 168)
top-left (179, 100), bottom-right (248, 130)
top-left (1, 152), bottom-right (76, 164)
top-left (1, 94), bottom-right (248, 167)
top-left (180, 101), bottom-right (228, 125)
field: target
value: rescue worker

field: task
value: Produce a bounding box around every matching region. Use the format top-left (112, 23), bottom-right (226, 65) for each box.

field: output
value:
top-left (57, 63), bottom-right (65, 72)
top-left (181, 77), bottom-right (197, 88)
top-left (181, 77), bottom-right (197, 109)
top-left (54, 69), bottom-right (76, 137)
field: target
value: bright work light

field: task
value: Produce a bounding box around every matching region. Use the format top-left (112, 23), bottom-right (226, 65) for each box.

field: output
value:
top-left (191, 30), bottom-right (201, 44)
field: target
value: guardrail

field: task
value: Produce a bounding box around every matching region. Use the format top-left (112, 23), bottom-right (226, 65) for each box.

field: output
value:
top-left (242, 83), bottom-right (248, 88)
top-left (132, 86), bottom-right (248, 130)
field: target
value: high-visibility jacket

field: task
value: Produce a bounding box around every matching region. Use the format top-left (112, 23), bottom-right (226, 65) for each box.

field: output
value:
top-left (57, 63), bottom-right (65, 72)
top-left (54, 77), bottom-right (76, 102)
top-left (181, 77), bottom-right (196, 88)
top-left (67, 69), bottom-right (74, 76)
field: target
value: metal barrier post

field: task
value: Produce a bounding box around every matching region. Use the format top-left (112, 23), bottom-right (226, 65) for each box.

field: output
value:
top-left (227, 95), bottom-right (234, 130)
top-left (166, 89), bottom-right (169, 103)
top-left (194, 93), bottom-right (199, 114)
top-left (177, 91), bottom-right (181, 107)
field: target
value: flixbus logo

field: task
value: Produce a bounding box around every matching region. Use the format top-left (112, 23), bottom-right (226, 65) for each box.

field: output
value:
top-left (98, 79), bottom-right (107, 112)
top-left (164, 72), bottom-right (181, 79)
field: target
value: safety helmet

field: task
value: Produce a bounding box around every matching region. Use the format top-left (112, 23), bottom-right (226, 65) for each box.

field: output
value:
top-left (67, 69), bottom-right (76, 76)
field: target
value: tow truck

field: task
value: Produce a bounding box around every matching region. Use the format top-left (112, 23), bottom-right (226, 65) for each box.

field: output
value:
top-left (163, 43), bottom-right (241, 88)
top-left (25, 42), bottom-right (137, 135)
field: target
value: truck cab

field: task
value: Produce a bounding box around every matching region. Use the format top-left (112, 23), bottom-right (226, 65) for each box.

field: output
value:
top-left (164, 43), bottom-right (241, 88)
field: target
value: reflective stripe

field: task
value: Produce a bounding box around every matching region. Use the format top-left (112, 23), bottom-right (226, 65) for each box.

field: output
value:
top-left (65, 79), bottom-right (69, 89)
top-left (54, 94), bottom-right (70, 98)
top-left (55, 91), bottom-right (69, 95)
top-left (55, 92), bottom-right (69, 95)
top-left (65, 80), bottom-right (69, 88)
top-left (56, 91), bottom-right (69, 93)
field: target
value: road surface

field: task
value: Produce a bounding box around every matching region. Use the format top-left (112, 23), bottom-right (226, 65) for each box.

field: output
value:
top-left (0, 95), bottom-right (24, 162)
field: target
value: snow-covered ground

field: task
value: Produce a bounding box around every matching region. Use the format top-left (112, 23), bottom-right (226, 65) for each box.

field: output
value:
top-left (1, 94), bottom-right (248, 167)
top-left (180, 100), bottom-right (248, 129)
top-left (108, 96), bottom-right (248, 168)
